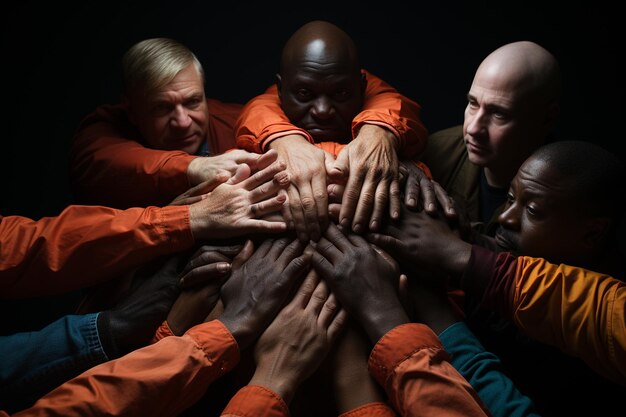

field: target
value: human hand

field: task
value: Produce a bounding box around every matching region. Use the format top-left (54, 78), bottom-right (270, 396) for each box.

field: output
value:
top-left (166, 243), bottom-right (247, 336)
top-left (187, 148), bottom-right (278, 187)
top-left (218, 237), bottom-right (310, 350)
top-left (366, 207), bottom-right (471, 278)
top-left (329, 124), bottom-right (400, 233)
top-left (270, 135), bottom-right (335, 242)
top-left (189, 159), bottom-right (290, 240)
top-left (399, 160), bottom-right (457, 219)
top-left (311, 223), bottom-right (408, 344)
top-left (250, 269), bottom-right (346, 404)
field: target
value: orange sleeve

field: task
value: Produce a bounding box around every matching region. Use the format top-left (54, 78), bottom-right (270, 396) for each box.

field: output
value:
top-left (0, 205), bottom-right (194, 299)
top-left (69, 104), bottom-right (197, 208)
top-left (221, 385), bottom-right (290, 417)
top-left (4, 321), bottom-right (239, 417)
top-left (368, 323), bottom-right (490, 417)
top-left (353, 70), bottom-right (428, 160)
top-left (339, 402), bottom-right (398, 417)
top-left (235, 85), bottom-right (314, 153)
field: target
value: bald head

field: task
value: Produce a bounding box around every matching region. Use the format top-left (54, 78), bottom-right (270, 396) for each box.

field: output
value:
top-left (280, 20), bottom-right (360, 75)
top-left (276, 21), bottom-right (365, 142)
top-left (477, 41), bottom-right (561, 105)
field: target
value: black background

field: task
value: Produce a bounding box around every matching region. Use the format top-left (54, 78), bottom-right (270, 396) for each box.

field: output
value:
top-left (1, 1), bottom-right (624, 219)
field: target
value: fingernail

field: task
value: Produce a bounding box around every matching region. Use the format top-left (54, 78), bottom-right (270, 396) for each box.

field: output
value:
top-left (217, 262), bottom-right (231, 273)
top-left (370, 220), bottom-right (378, 230)
top-left (428, 203), bottom-right (435, 211)
top-left (353, 223), bottom-right (362, 233)
top-left (408, 198), bottom-right (416, 207)
top-left (340, 218), bottom-right (349, 228)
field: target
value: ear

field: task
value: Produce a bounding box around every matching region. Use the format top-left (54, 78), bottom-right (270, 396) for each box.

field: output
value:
top-left (275, 73), bottom-right (283, 100)
top-left (582, 216), bottom-right (612, 249)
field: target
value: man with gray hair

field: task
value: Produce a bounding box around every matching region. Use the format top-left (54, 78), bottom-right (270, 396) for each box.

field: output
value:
top-left (70, 37), bottom-right (265, 208)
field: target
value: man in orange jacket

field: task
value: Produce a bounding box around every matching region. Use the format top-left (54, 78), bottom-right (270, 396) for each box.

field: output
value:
top-left (69, 37), bottom-right (268, 209)
top-left (235, 20), bottom-right (429, 243)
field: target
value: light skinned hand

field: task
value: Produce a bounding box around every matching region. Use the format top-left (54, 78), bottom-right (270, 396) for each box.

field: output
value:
top-left (187, 148), bottom-right (278, 186)
top-left (399, 160), bottom-right (457, 218)
top-left (218, 237), bottom-right (311, 350)
top-left (189, 159), bottom-right (290, 240)
top-left (250, 269), bottom-right (347, 404)
top-left (329, 124), bottom-right (401, 233)
top-left (269, 134), bottom-right (335, 242)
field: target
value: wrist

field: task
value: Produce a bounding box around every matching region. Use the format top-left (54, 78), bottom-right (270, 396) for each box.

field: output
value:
top-left (249, 362), bottom-right (298, 405)
top-left (360, 304), bottom-right (409, 344)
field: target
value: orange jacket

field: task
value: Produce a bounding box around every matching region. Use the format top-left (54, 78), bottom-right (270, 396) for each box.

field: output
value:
top-left (69, 99), bottom-right (242, 208)
top-left (369, 323), bottom-right (491, 417)
top-left (0, 205), bottom-right (193, 299)
top-left (235, 70), bottom-right (428, 159)
top-left (1, 321), bottom-right (488, 416)
top-left (465, 245), bottom-right (626, 386)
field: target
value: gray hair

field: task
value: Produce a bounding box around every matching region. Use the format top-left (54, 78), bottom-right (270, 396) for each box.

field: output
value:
top-left (122, 38), bottom-right (204, 95)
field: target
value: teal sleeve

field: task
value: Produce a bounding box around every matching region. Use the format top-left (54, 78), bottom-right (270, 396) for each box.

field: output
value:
top-left (439, 321), bottom-right (541, 417)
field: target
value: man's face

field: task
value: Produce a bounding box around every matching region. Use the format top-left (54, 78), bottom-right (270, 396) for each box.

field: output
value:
top-left (462, 66), bottom-right (546, 170)
top-left (127, 64), bottom-right (209, 154)
top-left (494, 157), bottom-right (586, 265)
top-left (278, 66), bottom-right (364, 143)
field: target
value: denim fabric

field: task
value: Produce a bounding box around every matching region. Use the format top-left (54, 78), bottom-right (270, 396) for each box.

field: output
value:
top-left (0, 312), bottom-right (108, 412)
top-left (439, 321), bottom-right (541, 417)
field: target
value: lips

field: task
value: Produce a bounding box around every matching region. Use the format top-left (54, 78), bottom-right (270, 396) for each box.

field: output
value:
top-left (494, 228), bottom-right (518, 252)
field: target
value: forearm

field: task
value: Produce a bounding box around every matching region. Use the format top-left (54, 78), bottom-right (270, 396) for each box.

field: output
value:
top-left (353, 70), bottom-right (428, 159)
top-left (235, 85), bottom-right (312, 153)
top-left (0, 206), bottom-right (194, 298)
top-left (0, 313), bottom-right (107, 413)
top-left (9, 321), bottom-right (239, 417)
top-left (439, 322), bottom-right (539, 417)
top-left (71, 130), bottom-right (194, 208)
top-left (368, 323), bottom-right (490, 417)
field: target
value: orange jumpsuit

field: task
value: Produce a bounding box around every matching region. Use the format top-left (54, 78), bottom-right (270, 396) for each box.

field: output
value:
top-left (0, 205), bottom-right (193, 299)
top-left (69, 99), bottom-right (242, 208)
top-left (464, 245), bottom-right (626, 386)
top-left (235, 70), bottom-right (428, 159)
top-left (0, 321), bottom-right (489, 416)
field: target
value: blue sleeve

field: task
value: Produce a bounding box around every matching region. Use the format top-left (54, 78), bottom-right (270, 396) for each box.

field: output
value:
top-left (0, 312), bottom-right (108, 412)
top-left (439, 321), bottom-right (541, 417)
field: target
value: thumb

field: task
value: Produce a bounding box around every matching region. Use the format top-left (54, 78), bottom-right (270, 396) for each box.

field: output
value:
top-left (329, 149), bottom-right (349, 183)
top-left (227, 163), bottom-right (251, 185)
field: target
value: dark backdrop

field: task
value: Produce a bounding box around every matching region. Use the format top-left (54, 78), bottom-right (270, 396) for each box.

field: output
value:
top-left (2, 1), bottom-right (624, 219)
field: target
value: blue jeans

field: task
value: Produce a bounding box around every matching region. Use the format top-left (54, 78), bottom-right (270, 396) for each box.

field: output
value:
top-left (0, 312), bottom-right (108, 412)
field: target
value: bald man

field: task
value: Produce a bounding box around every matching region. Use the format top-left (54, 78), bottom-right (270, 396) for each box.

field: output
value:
top-left (236, 21), bottom-right (428, 242)
top-left (422, 41), bottom-right (561, 232)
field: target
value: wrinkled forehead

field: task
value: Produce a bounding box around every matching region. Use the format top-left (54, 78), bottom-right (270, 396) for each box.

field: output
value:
top-left (516, 158), bottom-right (575, 200)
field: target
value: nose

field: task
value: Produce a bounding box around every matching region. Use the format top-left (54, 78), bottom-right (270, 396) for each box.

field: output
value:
top-left (170, 105), bottom-right (192, 129)
top-left (465, 109), bottom-right (487, 137)
top-left (310, 96), bottom-right (334, 120)
top-left (497, 201), bottom-right (521, 231)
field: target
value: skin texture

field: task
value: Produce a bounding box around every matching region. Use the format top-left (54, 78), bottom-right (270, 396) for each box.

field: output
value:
top-left (249, 270), bottom-right (346, 404)
top-left (188, 155), bottom-right (291, 240)
top-left (463, 41), bottom-right (560, 188)
top-left (312, 223), bottom-right (409, 344)
top-left (494, 157), bottom-right (599, 267)
top-left (166, 244), bottom-right (248, 336)
top-left (126, 64), bottom-right (209, 155)
top-left (218, 237), bottom-right (311, 350)
top-left (272, 20), bottom-right (404, 241)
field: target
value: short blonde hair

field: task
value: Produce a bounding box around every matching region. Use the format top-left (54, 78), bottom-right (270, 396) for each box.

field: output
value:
top-left (122, 37), bottom-right (204, 95)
